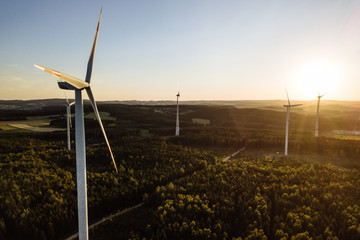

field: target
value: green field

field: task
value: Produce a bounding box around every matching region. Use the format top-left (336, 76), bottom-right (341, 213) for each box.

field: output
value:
top-left (0, 115), bottom-right (63, 132)
top-left (334, 134), bottom-right (360, 140)
top-left (84, 111), bottom-right (116, 121)
top-left (0, 125), bottom-right (16, 130)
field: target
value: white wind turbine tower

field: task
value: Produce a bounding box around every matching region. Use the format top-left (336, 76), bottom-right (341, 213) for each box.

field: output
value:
top-left (175, 91), bottom-right (180, 136)
top-left (315, 93), bottom-right (325, 138)
top-left (64, 92), bottom-right (75, 150)
top-left (35, 7), bottom-right (118, 240)
top-left (283, 90), bottom-right (302, 156)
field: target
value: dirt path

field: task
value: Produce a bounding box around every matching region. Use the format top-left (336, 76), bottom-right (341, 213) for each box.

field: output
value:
top-left (65, 148), bottom-right (223, 240)
top-left (65, 202), bottom-right (144, 240)
top-left (223, 147), bottom-right (246, 162)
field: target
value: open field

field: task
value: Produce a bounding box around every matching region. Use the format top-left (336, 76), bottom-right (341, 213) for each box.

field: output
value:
top-left (0, 115), bottom-right (64, 132)
top-left (334, 134), bottom-right (360, 140)
top-left (8, 123), bottom-right (65, 132)
top-left (84, 111), bottom-right (116, 121)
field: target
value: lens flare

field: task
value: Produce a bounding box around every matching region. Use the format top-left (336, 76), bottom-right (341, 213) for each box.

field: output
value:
top-left (290, 59), bottom-right (346, 99)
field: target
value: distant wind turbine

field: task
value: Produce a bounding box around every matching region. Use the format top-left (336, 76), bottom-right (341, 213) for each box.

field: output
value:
top-left (315, 93), bottom-right (325, 138)
top-left (35, 7), bottom-right (117, 240)
top-left (175, 91), bottom-right (180, 136)
top-left (283, 89), bottom-right (302, 156)
top-left (64, 92), bottom-right (75, 150)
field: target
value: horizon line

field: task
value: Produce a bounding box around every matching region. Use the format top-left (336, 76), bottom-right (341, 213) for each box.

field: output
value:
top-left (1, 98), bottom-right (360, 102)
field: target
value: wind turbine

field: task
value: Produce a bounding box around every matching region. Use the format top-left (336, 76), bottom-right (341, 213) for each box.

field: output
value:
top-left (175, 91), bottom-right (180, 136)
top-left (283, 90), bottom-right (302, 156)
top-left (35, 7), bottom-right (118, 240)
top-left (315, 93), bottom-right (325, 138)
top-left (64, 93), bottom-right (75, 150)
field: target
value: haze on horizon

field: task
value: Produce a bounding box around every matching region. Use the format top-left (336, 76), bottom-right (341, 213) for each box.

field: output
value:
top-left (1, 0), bottom-right (360, 101)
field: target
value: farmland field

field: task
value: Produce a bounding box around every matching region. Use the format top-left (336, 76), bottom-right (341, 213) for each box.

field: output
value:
top-left (0, 115), bottom-right (64, 132)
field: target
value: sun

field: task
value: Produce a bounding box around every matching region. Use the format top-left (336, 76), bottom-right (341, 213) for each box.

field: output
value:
top-left (290, 59), bottom-right (345, 99)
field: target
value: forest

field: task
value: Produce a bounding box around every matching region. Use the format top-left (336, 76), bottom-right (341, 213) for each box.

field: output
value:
top-left (92, 157), bottom-right (360, 240)
top-left (1, 101), bottom-right (360, 239)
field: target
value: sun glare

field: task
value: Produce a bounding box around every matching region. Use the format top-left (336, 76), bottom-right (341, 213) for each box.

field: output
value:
top-left (290, 59), bottom-right (345, 99)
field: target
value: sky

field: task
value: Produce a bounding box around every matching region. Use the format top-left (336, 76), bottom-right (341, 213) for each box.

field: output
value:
top-left (1, 0), bottom-right (360, 101)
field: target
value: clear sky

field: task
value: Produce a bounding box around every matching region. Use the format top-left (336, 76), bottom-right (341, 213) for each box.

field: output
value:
top-left (1, 0), bottom-right (360, 101)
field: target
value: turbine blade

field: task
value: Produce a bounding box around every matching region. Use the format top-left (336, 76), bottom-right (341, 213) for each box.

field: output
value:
top-left (63, 91), bottom-right (70, 105)
top-left (85, 7), bottom-right (102, 84)
top-left (286, 88), bottom-right (290, 106)
top-left (63, 91), bottom-right (74, 127)
top-left (34, 64), bottom-right (89, 89)
top-left (86, 87), bottom-right (118, 172)
top-left (69, 102), bottom-right (74, 127)
top-left (69, 108), bottom-right (72, 128)
top-left (290, 104), bottom-right (303, 107)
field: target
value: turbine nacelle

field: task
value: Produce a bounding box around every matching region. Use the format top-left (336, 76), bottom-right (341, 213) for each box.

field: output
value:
top-left (59, 81), bottom-right (80, 91)
top-left (317, 93), bottom-right (326, 99)
top-left (284, 89), bottom-right (302, 108)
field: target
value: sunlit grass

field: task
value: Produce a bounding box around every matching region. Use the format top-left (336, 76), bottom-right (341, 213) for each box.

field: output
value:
top-left (84, 111), bottom-right (116, 121)
top-left (0, 125), bottom-right (17, 130)
top-left (334, 134), bottom-right (360, 141)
